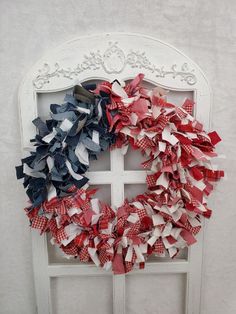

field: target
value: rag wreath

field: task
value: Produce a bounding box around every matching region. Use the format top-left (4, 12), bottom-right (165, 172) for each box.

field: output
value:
top-left (16, 73), bottom-right (224, 274)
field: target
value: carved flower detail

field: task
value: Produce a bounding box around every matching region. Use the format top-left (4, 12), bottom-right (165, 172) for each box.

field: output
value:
top-left (33, 42), bottom-right (197, 89)
top-left (102, 42), bottom-right (126, 74)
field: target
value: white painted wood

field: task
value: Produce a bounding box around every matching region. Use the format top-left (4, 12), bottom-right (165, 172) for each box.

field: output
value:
top-left (110, 149), bottom-right (126, 314)
top-left (31, 232), bottom-right (52, 314)
top-left (48, 260), bottom-right (189, 277)
top-left (18, 32), bottom-right (211, 314)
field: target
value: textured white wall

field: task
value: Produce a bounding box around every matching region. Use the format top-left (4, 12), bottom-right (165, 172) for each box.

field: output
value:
top-left (0, 0), bottom-right (235, 313)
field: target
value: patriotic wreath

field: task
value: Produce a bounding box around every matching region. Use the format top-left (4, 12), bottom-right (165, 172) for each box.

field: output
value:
top-left (16, 73), bottom-right (224, 274)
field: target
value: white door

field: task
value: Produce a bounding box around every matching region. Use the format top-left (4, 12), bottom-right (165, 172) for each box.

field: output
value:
top-left (18, 33), bottom-right (211, 314)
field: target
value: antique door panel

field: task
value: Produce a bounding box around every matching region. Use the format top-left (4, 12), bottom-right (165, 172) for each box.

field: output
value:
top-left (18, 33), bottom-right (211, 314)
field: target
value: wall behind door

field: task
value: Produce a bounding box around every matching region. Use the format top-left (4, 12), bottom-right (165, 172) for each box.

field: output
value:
top-left (0, 0), bottom-right (235, 313)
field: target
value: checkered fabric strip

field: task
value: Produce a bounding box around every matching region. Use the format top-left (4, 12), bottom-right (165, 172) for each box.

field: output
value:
top-left (184, 220), bottom-right (201, 235)
top-left (56, 227), bottom-right (68, 243)
top-left (146, 174), bottom-right (157, 187)
top-left (61, 243), bottom-right (78, 256)
top-left (120, 107), bottom-right (131, 114)
top-left (99, 249), bottom-right (110, 266)
top-left (135, 208), bottom-right (147, 220)
top-left (182, 99), bottom-right (194, 115)
top-left (157, 115), bottom-right (169, 130)
top-left (126, 222), bottom-right (141, 236)
top-left (31, 216), bottom-right (48, 231)
top-left (141, 159), bottom-right (153, 169)
top-left (137, 137), bottom-right (154, 150)
top-left (182, 144), bottom-right (194, 155)
top-left (131, 250), bottom-right (137, 263)
top-left (125, 261), bottom-right (133, 273)
top-left (153, 239), bottom-right (165, 254)
top-left (107, 102), bottom-right (118, 110)
top-left (117, 217), bottom-right (125, 231)
top-left (79, 247), bottom-right (90, 262)
top-left (107, 207), bottom-right (115, 219)
top-left (81, 200), bottom-right (91, 211)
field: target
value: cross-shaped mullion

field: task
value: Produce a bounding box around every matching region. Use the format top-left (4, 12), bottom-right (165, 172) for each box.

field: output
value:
top-left (87, 149), bottom-right (148, 314)
top-left (87, 149), bottom-right (147, 207)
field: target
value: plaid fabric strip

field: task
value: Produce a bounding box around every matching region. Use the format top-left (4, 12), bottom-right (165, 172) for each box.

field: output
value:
top-left (59, 214), bottom-right (70, 226)
top-left (74, 232), bottom-right (87, 247)
top-left (204, 181), bottom-right (213, 195)
top-left (73, 194), bottom-right (86, 208)
top-left (31, 216), bottom-right (48, 231)
top-left (176, 107), bottom-right (187, 119)
top-left (47, 218), bottom-right (58, 236)
top-left (57, 201), bottom-right (67, 215)
top-left (71, 213), bottom-right (85, 226)
top-left (43, 198), bottom-right (60, 213)
top-left (204, 169), bottom-right (224, 181)
top-left (99, 217), bottom-right (109, 230)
